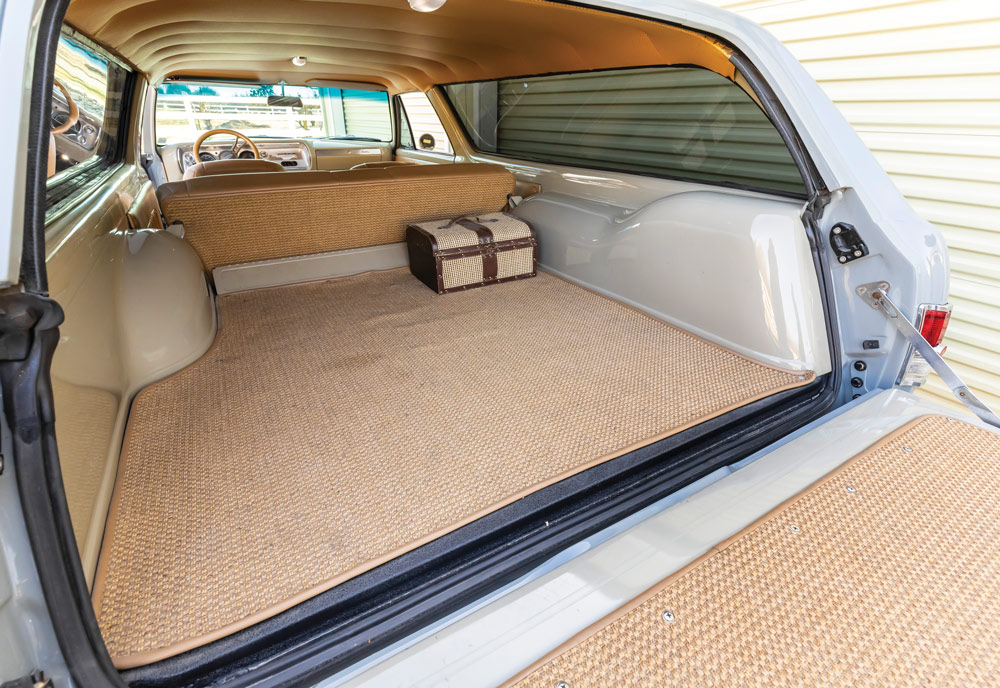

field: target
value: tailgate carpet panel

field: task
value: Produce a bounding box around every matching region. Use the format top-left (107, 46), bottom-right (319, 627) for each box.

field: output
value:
top-left (506, 415), bottom-right (1000, 688)
top-left (94, 268), bottom-right (812, 668)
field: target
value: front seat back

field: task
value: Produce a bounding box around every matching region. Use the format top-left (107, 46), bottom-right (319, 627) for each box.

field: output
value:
top-left (183, 159), bottom-right (286, 180)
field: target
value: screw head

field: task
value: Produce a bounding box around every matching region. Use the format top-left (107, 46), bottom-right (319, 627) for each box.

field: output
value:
top-left (853, 360), bottom-right (867, 372)
top-left (789, 524), bottom-right (801, 534)
top-left (833, 226), bottom-right (842, 234)
top-left (838, 255), bottom-right (848, 263)
top-left (854, 249), bottom-right (863, 257)
top-left (662, 609), bottom-right (675, 623)
top-left (903, 446), bottom-right (913, 453)
top-left (846, 485), bottom-right (857, 493)
top-left (557, 682), bottom-right (571, 688)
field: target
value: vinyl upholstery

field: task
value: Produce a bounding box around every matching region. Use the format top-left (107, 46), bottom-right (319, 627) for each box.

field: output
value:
top-left (182, 158), bottom-right (286, 179)
top-left (64, 0), bottom-right (735, 91)
top-left (156, 162), bottom-right (515, 270)
top-left (126, 181), bottom-right (164, 230)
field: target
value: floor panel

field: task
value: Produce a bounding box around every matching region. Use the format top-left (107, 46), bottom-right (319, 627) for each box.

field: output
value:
top-left (93, 268), bottom-right (810, 668)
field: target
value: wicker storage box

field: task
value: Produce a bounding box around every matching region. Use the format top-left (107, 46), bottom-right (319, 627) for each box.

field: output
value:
top-left (406, 212), bottom-right (538, 294)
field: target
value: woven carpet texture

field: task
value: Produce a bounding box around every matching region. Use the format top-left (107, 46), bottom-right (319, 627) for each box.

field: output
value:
top-left (506, 415), bottom-right (1000, 688)
top-left (93, 268), bottom-right (811, 668)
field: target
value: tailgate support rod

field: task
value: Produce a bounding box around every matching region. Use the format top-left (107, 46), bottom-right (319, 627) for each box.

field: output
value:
top-left (857, 282), bottom-right (1000, 429)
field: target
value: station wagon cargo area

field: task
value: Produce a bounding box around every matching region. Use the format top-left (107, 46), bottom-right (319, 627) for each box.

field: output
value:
top-left (3, 0), bottom-right (996, 686)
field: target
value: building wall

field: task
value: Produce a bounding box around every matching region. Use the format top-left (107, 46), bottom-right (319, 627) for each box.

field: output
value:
top-left (702, 0), bottom-right (1000, 411)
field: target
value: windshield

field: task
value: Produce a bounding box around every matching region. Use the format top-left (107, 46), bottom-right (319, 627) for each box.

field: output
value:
top-left (155, 82), bottom-right (392, 145)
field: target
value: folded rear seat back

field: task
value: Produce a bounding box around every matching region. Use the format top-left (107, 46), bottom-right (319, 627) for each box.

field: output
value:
top-left (155, 163), bottom-right (517, 271)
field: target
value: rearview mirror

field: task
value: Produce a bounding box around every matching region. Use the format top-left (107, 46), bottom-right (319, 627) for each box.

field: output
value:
top-left (267, 95), bottom-right (304, 108)
top-left (419, 133), bottom-right (435, 150)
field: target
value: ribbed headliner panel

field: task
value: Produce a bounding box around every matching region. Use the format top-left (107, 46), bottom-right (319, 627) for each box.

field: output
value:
top-left (64, 0), bottom-right (734, 91)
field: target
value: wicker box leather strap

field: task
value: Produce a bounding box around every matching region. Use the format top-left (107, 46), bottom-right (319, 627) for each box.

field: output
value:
top-left (455, 217), bottom-right (499, 281)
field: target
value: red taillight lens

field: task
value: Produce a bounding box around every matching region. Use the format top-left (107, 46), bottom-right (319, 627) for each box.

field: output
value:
top-left (918, 305), bottom-right (951, 347)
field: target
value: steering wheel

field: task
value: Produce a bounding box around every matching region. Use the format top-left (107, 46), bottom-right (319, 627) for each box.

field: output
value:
top-left (193, 128), bottom-right (260, 160)
top-left (51, 79), bottom-right (79, 135)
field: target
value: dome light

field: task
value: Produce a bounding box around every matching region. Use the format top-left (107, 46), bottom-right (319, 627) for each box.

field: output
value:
top-left (291, 56), bottom-right (308, 67)
top-left (408, 0), bottom-right (446, 11)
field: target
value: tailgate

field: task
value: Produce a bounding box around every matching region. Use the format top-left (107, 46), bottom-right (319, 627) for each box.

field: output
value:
top-left (333, 389), bottom-right (1000, 687)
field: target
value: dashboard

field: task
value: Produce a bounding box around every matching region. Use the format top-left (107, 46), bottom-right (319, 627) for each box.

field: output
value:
top-left (51, 89), bottom-right (103, 172)
top-left (177, 140), bottom-right (312, 173)
top-left (158, 138), bottom-right (394, 181)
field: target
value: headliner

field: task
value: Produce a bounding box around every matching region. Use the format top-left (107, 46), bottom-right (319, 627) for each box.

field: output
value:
top-left (64, 0), bottom-right (734, 92)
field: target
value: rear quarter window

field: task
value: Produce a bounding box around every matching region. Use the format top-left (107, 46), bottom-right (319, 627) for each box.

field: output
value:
top-left (443, 66), bottom-right (805, 196)
top-left (46, 29), bottom-right (132, 218)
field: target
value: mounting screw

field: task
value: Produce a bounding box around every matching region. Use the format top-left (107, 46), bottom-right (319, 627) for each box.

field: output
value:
top-left (853, 360), bottom-right (867, 372)
top-left (789, 524), bottom-right (801, 534)
top-left (838, 255), bottom-right (848, 263)
top-left (852, 393), bottom-right (861, 399)
top-left (851, 377), bottom-right (864, 388)
top-left (853, 249), bottom-right (863, 257)
top-left (903, 446), bottom-right (913, 453)
top-left (846, 485), bottom-right (857, 494)
top-left (832, 226), bottom-right (842, 234)
top-left (662, 609), bottom-right (676, 623)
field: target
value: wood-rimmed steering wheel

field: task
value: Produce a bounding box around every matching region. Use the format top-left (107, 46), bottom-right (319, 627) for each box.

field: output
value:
top-left (193, 128), bottom-right (260, 160)
top-left (51, 79), bottom-right (79, 135)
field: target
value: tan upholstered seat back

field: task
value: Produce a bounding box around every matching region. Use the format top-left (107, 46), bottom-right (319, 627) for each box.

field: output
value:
top-left (127, 181), bottom-right (164, 230)
top-left (182, 158), bottom-right (286, 179)
top-left (157, 163), bottom-right (515, 271)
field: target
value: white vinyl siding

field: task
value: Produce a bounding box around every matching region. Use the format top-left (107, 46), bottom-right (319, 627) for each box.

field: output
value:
top-left (703, 0), bottom-right (1000, 412)
top-left (342, 91), bottom-right (392, 141)
top-left (399, 92), bottom-right (452, 154)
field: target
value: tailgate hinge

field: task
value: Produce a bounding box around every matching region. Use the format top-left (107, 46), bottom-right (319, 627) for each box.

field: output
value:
top-left (856, 281), bottom-right (1000, 428)
top-left (1, 671), bottom-right (54, 688)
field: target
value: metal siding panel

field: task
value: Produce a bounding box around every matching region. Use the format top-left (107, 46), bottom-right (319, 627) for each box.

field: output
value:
top-left (703, 0), bottom-right (1000, 412)
top-left (342, 93), bottom-right (392, 141)
top-left (399, 92), bottom-right (452, 153)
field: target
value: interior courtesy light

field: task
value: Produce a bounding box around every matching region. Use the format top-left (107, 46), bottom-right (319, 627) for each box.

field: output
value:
top-left (291, 56), bottom-right (308, 67)
top-left (408, 0), bottom-right (447, 11)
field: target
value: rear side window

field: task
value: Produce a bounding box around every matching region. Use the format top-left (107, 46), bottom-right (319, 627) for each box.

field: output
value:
top-left (46, 29), bottom-right (132, 214)
top-left (442, 66), bottom-right (805, 195)
top-left (398, 92), bottom-right (452, 155)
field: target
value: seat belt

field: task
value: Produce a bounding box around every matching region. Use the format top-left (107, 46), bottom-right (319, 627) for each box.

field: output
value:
top-left (141, 152), bottom-right (169, 188)
top-left (857, 281), bottom-right (1000, 429)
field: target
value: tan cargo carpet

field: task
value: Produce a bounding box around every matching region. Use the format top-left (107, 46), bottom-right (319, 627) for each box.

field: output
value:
top-left (94, 268), bottom-right (812, 668)
top-left (505, 415), bottom-right (1000, 688)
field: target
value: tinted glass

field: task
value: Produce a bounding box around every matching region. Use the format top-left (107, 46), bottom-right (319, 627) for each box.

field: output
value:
top-left (46, 32), bottom-right (131, 214)
top-left (443, 66), bottom-right (805, 194)
top-left (398, 92), bottom-right (452, 154)
top-left (155, 83), bottom-right (392, 144)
